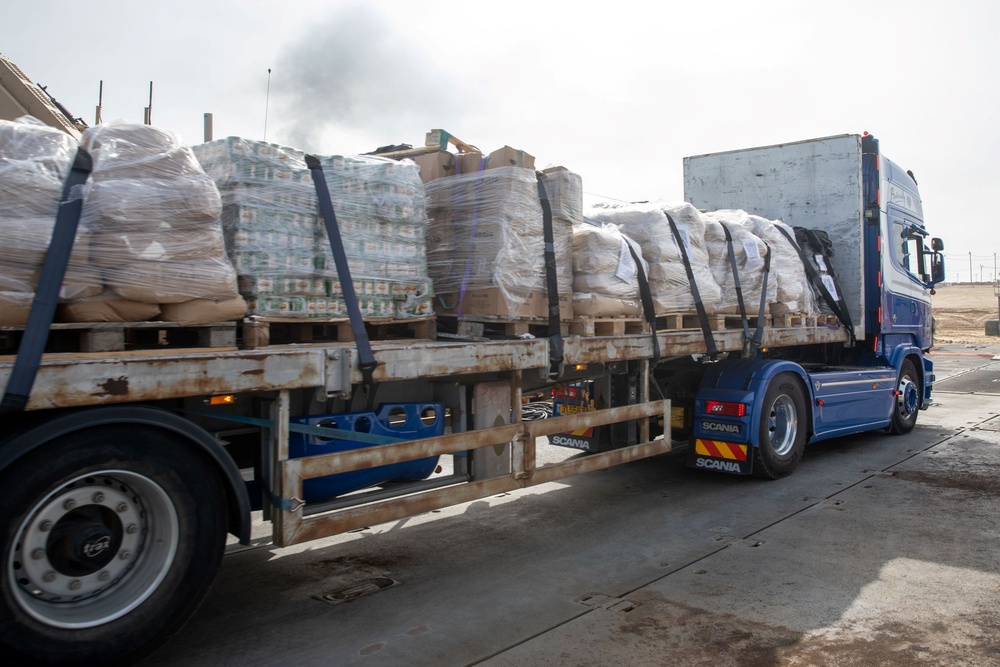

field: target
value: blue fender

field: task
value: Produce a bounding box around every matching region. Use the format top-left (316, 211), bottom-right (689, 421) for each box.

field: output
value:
top-left (697, 358), bottom-right (814, 447)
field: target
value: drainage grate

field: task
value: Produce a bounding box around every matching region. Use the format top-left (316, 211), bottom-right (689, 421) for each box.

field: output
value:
top-left (316, 577), bottom-right (400, 605)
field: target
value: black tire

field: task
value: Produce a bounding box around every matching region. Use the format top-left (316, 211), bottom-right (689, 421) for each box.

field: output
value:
top-left (0, 424), bottom-right (228, 666)
top-left (889, 358), bottom-right (920, 435)
top-left (753, 373), bottom-right (807, 479)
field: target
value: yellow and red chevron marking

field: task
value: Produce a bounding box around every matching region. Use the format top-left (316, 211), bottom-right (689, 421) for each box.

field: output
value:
top-left (695, 439), bottom-right (748, 461)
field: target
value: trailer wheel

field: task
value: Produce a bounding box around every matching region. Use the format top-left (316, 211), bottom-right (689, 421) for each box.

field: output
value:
top-left (753, 373), bottom-right (807, 479)
top-left (0, 424), bottom-right (227, 666)
top-left (889, 359), bottom-right (920, 435)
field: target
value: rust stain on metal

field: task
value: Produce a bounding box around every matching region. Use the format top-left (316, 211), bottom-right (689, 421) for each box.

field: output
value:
top-left (94, 375), bottom-right (129, 397)
top-left (286, 476), bottom-right (519, 545)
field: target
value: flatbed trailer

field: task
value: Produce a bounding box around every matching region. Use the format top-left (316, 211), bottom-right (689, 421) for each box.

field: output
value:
top-left (0, 131), bottom-right (941, 665)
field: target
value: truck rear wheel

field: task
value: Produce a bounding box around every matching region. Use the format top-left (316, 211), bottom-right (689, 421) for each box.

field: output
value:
top-left (0, 424), bottom-right (227, 666)
top-left (753, 373), bottom-right (807, 479)
top-left (889, 359), bottom-right (920, 435)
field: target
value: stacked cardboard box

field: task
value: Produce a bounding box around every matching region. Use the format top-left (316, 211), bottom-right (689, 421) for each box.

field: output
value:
top-left (193, 138), bottom-right (433, 319)
top-left (421, 145), bottom-right (573, 321)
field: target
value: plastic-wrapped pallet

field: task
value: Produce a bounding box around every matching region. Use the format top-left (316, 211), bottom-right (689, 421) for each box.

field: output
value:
top-left (585, 201), bottom-right (722, 314)
top-left (539, 166), bottom-right (580, 298)
top-left (317, 155), bottom-right (433, 319)
top-left (194, 138), bottom-right (322, 318)
top-left (0, 117), bottom-right (101, 325)
top-left (425, 166), bottom-right (551, 317)
top-left (571, 221), bottom-right (645, 317)
top-left (740, 214), bottom-right (816, 315)
top-left (193, 137), bottom-right (434, 319)
top-left (702, 210), bottom-right (778, 314)
top-left (78, 122), bottom-right (243, 323)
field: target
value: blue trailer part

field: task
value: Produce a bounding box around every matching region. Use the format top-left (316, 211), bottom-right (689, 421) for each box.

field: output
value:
top-left (289, 402), bottom-right (444, 502)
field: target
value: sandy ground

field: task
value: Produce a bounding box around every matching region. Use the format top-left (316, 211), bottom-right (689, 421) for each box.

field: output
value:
top-left (930, 283), bottom-right (1000, 345)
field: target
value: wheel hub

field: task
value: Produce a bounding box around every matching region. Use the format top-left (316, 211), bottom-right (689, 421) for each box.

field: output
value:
top-left (14, 476), bottom-right (144, 604)
top-left (47, 506), bottom-right (123, 576)
top-left (898, 377), bottom-right (918, 416)
top-left (767, 395), bottom-right (798, 456)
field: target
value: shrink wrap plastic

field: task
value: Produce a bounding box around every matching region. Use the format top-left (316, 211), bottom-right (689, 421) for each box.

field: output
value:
top-left (701, 210), bottom-right (778, 312)
top-left (0, 117), bottom-right (100, 325)
top-left (80, 122), bottom-right (240, 307)
top-left (585, 201), bottom-right (722, 314)
top-left (193, 137), bottom-right (433, 319)
top-left (571, 222), bottom-right (647, 316)
top-left (740, 213), bottom-right (816, 315)
top-left (424, 166), bottom-right (571, 315)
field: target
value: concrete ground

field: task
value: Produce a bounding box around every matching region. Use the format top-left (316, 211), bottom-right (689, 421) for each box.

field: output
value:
top-left (142, 344), bottom-right (1000, 666)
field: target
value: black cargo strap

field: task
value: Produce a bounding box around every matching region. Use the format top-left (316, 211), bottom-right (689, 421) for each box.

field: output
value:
top-left (664, 212), bottom-right (717, 359)
top-left (774, 224), bottom-right (856, 345)
top-left (535, 175), bottom-right (564, 378)
top-left (306, 155), bottom-right (378, 394)
top-left (748, 242), bottom-right (772, 356)
top-left (624, 238), bottom-right (660, 366)
top-left (720, 223), bottom-right (751, 341)
top-left (0, 148), bottom-right (92, 418)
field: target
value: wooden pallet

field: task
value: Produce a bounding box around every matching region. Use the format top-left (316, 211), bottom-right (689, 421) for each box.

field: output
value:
top-left (771, 312), bottom-right (818, 328)
top-left (241, 316), bottom-right (436, 349)
top-left (438, 314), bottom-right (570, 340)
top-left (569, 317), bottom-right (648, 337)
top-left (0, 321), bottom-right (237, 354)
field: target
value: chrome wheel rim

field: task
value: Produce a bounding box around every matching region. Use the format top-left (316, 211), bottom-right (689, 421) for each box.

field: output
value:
top-left (9, 470), bottom-right (178, 629)
top-left (898, 375), bottom-right (919, 420)
top-left (767, 395), bottom-right (798, 457)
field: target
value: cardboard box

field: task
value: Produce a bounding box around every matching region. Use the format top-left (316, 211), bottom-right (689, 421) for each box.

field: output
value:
top-left (486, 146), bottom-right (535, 170)
top-left (435, 287), bottom-right (572, 321)
top-left (456, 151), bottom-right (485, 175)
top-left (411, 150), bottom-right (455, 182)
top-left (436, 287), bottom-right (536, 319)
top-left (531, 289), bottom-right (573, 321)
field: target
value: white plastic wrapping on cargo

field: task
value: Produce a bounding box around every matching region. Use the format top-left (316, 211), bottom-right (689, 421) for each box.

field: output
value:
top-left (701, 210), bottom-right (778, 313)
top-left (571, 221), bottom-right (647, 317)
top-left (739, 212), bottom-right (817, 315)
top-left (424, 166), bottom-right (572, 317)
top-left (193, 137), bottom-right (433, 319)
top-left (0, 117), bottom-right (101, 325)
top-left (77, 122), bottom-right (242, 316)
top-left (585, 201), bottom-right (722, 314)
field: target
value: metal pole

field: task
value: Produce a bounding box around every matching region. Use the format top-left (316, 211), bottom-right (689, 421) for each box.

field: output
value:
top-left (203, 113), bottom-right (213, 143)
top-left (263, 68), bottom-right (271, 141)
top-left (95, 80), bottom-right (103, 125)
top-left (143, 81), bottom-right (153, 125)
top-left (969, 252), bottom-right (973, 285)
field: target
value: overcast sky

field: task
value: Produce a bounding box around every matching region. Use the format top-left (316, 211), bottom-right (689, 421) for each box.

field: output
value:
top-left (4, 0), bottom-right (997, 281)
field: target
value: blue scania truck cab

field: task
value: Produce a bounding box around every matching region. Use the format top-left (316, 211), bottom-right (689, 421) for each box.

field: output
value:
top-left (673, 133), bottom-right (945, 478)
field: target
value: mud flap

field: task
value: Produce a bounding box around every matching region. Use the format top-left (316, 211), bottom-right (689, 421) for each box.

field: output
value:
top-left (686, 438), bottom-right (753, 475)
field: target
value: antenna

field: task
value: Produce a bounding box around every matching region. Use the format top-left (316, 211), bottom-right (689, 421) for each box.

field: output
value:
top-left (263, 68), bottom-right (272, 141)
top-left (143, 81), bottom-right (153, 125)
top-left (95, 80), bottom-right (103, 125)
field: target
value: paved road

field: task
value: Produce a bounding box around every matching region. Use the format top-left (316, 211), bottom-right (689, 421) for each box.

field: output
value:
top-left (143, 345), bottom-right (1000, 666)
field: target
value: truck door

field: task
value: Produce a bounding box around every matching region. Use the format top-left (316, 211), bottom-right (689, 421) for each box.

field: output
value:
top-left (883, 208), bottom-right (932, 348)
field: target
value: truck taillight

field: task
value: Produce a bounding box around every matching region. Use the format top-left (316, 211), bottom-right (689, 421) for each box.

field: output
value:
top-left (705, 400), bottom-right (746, 417)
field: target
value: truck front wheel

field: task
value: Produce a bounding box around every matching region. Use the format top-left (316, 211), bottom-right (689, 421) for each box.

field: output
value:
top-left (0, 424), bottom-right (228, 666)
top-left (889, 359), bottom-right (920, 435)
top-left (753, 373), bottom-right (807, 479)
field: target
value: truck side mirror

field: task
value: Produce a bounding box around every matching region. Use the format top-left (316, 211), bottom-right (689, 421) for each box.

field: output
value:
top-left (931, 237), bottom-right (944, 251)
top-left (930, 252), bottom-right (946, 285)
